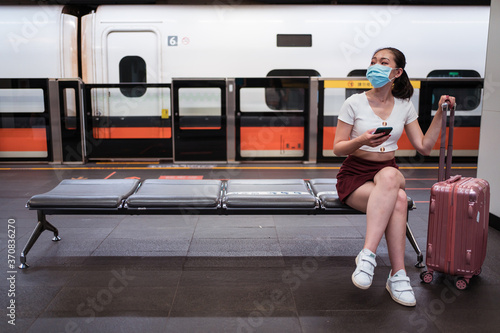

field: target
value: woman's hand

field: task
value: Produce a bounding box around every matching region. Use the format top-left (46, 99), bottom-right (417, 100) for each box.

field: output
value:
top-left (437, 95), bottom-right (456, 112)
top-left (360, 128), bottom-right (391, 148)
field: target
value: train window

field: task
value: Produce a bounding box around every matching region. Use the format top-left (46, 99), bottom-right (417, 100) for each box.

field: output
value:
top-left (241, 87), bottom-right (304, 112)
top-left (277, 34), bottom-right (312, 47)
top-left (62, 88), bottom-right (77, 130)
top-left (0, 89), bottom-right (45, 113)
top-left (267, 70), bottom-right (320, 77)
top-left (427, 70), bottom-right (481, 111)
top-left (178, 88), bottom-right (221, 117)
top-left (265, 70), bottom-right (319, 111)
top-left (428, 70), bottom-right (480, 78)
top-left (348, 70), bottom-right (367, 77)
top-left (119, 56), bottom-right (147, 98)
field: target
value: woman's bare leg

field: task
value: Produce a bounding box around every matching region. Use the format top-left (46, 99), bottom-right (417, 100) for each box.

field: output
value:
top-left (345, 167), bottom-right (406, 272)
top-left (384, 189), bottom-right (408, 275)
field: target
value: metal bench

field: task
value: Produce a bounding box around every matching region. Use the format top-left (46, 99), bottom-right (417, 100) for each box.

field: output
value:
top-left (21, 178), bottom-right (423, 269)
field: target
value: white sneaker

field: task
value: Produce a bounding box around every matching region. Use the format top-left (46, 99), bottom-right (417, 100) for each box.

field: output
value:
top-left (352, 249), bottom-right (377, 290)
top-left (386, 269), bottom-right (416, 307)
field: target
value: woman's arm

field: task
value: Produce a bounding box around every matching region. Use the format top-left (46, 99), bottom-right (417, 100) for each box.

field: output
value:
top-left (405, 95), bottom-right (455, 156)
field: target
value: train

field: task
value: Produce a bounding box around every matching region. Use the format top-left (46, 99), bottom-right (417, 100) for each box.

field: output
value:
top-left (0, 4), bottom-right (490, 162)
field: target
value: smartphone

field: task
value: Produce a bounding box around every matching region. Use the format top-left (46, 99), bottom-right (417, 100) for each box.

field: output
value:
top-left (373, 127), bottom-right (393, 136)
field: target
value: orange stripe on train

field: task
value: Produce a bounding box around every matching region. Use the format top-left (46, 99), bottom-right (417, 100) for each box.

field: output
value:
top-left (240, 127), bottom-right (304, 151)
top-left (93, 127), bottom-right (172, 139)
top-left (0, 128), bottom-right (47, 152)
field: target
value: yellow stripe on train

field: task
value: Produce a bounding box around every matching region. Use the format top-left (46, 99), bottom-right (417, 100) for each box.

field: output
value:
top-left (324, 80), bottom-right (421, 89)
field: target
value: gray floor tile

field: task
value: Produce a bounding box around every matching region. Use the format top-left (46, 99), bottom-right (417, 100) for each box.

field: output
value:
top-left (187, 238), bottom-right (282, 257)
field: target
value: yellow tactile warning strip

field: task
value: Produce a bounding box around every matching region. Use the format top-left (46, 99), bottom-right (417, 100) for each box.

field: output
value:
top-left (0, 166), bottom-right (477, 171)
top-left (324, 79), bottom-right (421, 89)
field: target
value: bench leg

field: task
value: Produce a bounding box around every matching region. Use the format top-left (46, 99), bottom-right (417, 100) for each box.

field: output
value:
top-left (19, 210), bottom-right (60, 269)
top-left (406, 222), bottom-right (424, 268)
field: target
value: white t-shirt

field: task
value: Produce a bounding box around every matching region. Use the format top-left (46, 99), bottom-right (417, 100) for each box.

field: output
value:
top-left (338, 92), bottom-right (418, 152)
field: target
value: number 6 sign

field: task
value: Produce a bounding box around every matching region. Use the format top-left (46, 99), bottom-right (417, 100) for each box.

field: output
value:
top-left (168, 36), bottom-right (178, 46)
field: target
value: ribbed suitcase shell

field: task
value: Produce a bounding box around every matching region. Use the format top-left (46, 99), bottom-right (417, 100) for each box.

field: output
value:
top-left (425, 176), bottom-right (490, 284)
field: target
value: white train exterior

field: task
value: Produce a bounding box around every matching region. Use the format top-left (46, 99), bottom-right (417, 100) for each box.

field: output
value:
top-left (1, 5), bottom-right (78, 79)
top-left (79, 5), bottom-right (489, 81)
top-left (0, 4), bottom-right (491, 161)
top-left (1, 5), bottom-right (489, 84)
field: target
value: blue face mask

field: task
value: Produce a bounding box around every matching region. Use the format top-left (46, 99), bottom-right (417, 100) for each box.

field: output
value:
top-left (366, 64), bottom-right (397, 88)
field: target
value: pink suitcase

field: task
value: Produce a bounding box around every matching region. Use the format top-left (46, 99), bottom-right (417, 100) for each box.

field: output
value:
top-left (420, 101), bottom-right (490, 290)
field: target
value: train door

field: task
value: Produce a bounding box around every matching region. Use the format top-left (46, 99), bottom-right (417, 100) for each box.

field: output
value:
top-left (58, 79), bottom-right (85, 163)
top-left (87, 30), bottom-right (172, 159)
top-left (172, 79), bottom-right (227, 162)
top-left (106, 30), bottom-right (161, 118)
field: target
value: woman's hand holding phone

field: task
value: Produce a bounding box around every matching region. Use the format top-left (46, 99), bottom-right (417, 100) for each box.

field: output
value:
top-left (362, 127), bottom-right (392, 148)
top-left (372, 127), bottom-right (393, 136)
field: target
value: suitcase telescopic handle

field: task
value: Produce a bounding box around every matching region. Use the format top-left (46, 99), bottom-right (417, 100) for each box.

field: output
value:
top-left (438, 101), bottom-right (455, 182)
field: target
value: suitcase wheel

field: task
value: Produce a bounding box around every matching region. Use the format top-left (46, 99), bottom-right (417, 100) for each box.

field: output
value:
top-left (454, 277), bottom-right (469, 290)
top-left (420, 271), bottom-right (433, 284)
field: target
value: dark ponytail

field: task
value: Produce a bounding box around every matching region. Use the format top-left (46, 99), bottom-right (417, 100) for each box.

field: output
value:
top-left (373, 47), bottom-right (413, 100)
top-left (392, 68), bottom-right (413, 100)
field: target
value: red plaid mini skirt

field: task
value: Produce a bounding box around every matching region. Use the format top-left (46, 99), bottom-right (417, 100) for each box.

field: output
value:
top-left (336, 155), bottom-right (399, 203)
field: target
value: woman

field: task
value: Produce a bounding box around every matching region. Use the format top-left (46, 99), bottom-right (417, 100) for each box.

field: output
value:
top-left (334, 47), bottom-right (455, 307)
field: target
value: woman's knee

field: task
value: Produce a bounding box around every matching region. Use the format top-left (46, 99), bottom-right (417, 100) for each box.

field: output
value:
top-left (374, 167), bottom-right (405, 189)
top-left (395, 189), bottom-right (408, 215)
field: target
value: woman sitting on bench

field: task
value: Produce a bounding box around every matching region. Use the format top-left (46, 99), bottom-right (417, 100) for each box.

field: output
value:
top-left (333, 47), bottom-right (455, 307)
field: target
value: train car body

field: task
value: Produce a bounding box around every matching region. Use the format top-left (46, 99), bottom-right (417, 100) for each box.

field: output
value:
top-left (1, 5), bottom-right (78, 79)
top-left (0, 5), bottom-right (78, 159)
top-left (83, 5), bottom-right (488, 81)
top-left (0, 4), bottom-right (491, 161)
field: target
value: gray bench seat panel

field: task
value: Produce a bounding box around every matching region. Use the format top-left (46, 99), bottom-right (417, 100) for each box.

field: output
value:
top-left (27, 179), bottom-right (140, 209)
top-left (126, 179), bottom-right (222, 208)
top-left (224, 179), bottom-right (316, 209)
top-left (308, 178), bottom-right (345, 209)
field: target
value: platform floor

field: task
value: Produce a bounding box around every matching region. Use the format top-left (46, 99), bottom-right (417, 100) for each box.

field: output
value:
top-left (1, 161), bottom-right (499, 332)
